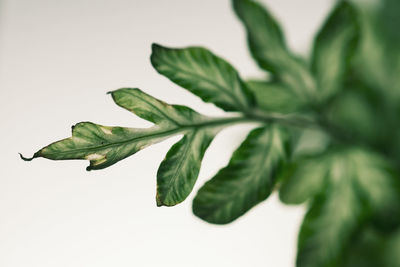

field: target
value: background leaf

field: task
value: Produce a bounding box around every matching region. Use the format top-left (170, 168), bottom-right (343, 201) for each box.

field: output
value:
top-left (246, 80), bottom-right (304, 113)
top-left (279, 155), bottom-right (328, 205)
top-left (343, 225), bottom-right (400, 267)
top-left (296, 148), bottom-right (400, 267)
top-left (233, 0), bottom-right (316, 100)
top-left (232, 0), bottom-right (285, 73)
top-left (311, 1), bottom-right (359, 101)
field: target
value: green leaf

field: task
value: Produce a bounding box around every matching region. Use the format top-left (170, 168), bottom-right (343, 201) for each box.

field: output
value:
top-left (353, 2), bottom-right (400, 106)
top-left (246, 80), bottom-right (304, 113)
top-left (22, 88), bottom-right (212, 170)
top-left (343, 225), bottom-right (400, 267)
top-left (232, 0), bottom-right (285, 73)
top-left (192, 125), bottom-right (290, 224)
top-left (156, 129), bottom-right (217, 206)
top-left (352, 151), bottom-right (400, 231)
top-left (311, 1), bottom-right (359, 101)
top-left (151, 44), bottom-right (255, 112)
top-left (326, 90), bottom-right (380, 144)
top-left (21, 88), bottom-right (211, 170)
top-left (296, 148), bottom-right (400, 267)
top-left (113, 88), bottom-right (224, 206)
top-left (111, 87), bottom-right (207, 126)
top-left (22, 88), bottom-right (249, 206)
top-left (385, 229), bottom-right (400, 267)
top-left (381, 0), bottom-right (400, 45)
top-left (297, 155), bottom-right (362, 267)
top-left (233, 0), bottom-right (316, 99)
top-left (342, 226), bottom-right (388, 267)
top-left (279, 155), bottom-right (329, 205)
top-left (21, 122), bottom-right (173, 171)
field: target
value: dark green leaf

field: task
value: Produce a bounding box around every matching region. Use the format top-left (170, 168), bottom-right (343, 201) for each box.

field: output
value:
top-left (326, 90), bottom-right (380, 144)
top-left (353, 3), bottom-right (400, 106)
top-left (343, 224), bottom-right (400, 267)
top-left (246, 80), bottom-right (304, 113)
top-left (151, 44), bottom-right (255, 112)
top-left (156, 129), bottom-right (217, 206)
top-left (297, 156), bottom-right (363, 267)
top-left (311, 1), bottom-right (359, 101)
top-left (385, 229), bottom-right (400, 267)
top-left (279, 155), bottom-right (328, 205)
top-left (233, 0), bottom-right (316, 99)
top-left (232, 0), bottom-right (285, 73)
top-left (296, 148), bottom-right (400, 267)
top-left (381, 0), bottom-right (400, 45)
top-left (193, 125), bottom-right (290, 224)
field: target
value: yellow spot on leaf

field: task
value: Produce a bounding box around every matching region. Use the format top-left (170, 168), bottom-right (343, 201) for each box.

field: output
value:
top-left (86, 153), bottom-right (105, 161)
top-left (86, 153), bottom-right (107, 166)
top-left (100, 126), bottom-right (113, 135)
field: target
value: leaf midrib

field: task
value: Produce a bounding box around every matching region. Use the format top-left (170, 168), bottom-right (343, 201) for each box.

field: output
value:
top-left (120, 90), bottom-right (181, 126)
top-left (40, 117), bottom-right (247, 157)
top-left (161, 130), bottom-right (197, 203)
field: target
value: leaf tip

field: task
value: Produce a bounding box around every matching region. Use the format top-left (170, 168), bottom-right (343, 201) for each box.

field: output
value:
top-left (107, 88), bottom-right (125, 98)
top-left (19, 152), bottom-right (38, 161)
top-left (156, 193), bottom-right (164, 207)
top-left (151, 43), bottom-right (163, 51)
top-left (150, 43), bottom-right (165, 67)
top-left (86, 166), bottom-right (93, 172)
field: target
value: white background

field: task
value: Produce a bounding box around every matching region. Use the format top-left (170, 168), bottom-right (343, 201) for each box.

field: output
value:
top-left (0, 1), bottom-right (334, 266)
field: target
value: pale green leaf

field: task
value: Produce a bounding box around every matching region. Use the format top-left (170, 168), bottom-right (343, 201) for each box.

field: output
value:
top-left (151, 44), bottom-right (255, 112)
top-left (311, 1), bottom-right (359, 100)
top-left (192, 125), bottom-right (290, 224)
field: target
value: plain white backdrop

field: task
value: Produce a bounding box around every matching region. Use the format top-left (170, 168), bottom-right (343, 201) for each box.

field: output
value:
top-left (0, 1), bottom-right (334, 266)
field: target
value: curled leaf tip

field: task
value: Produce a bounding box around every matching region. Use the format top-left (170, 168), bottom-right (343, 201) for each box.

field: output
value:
top-left (19, 152), bottom-right (36, 161)
top-left (86, 165), bottom-right (93, 172)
